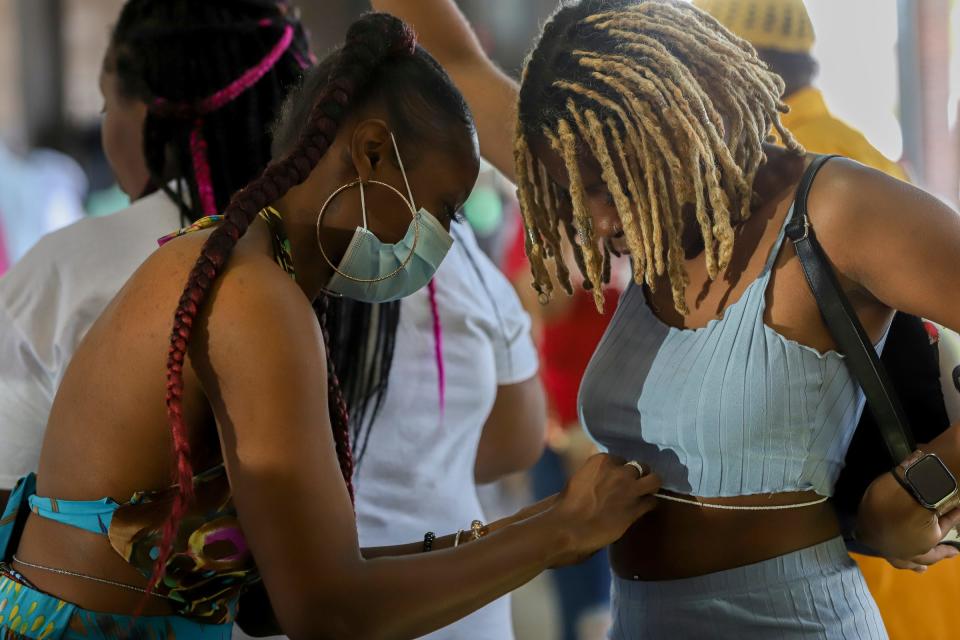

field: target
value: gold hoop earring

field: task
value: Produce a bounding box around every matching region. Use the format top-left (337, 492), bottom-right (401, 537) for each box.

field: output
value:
top-left (315, 179), bottom-right (420, 283)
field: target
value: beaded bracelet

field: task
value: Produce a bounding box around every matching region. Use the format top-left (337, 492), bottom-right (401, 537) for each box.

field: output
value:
top-left (423, 531), bottom-right (436, 552)
top-left (470, 519), bottom-right (486, 541)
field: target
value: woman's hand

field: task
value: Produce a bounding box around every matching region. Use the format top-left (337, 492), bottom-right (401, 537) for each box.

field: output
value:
top-left (540, 453), bottom-right (661, 567)
top-left (884, 545), bottom-right (960, 573)
top-left (856, 471), bottom-right (960, 560)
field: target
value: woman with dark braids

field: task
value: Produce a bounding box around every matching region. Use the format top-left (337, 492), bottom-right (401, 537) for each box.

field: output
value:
top-left (0, 0), bottom-right (401, 552)
top-left (375, 0), bottom-right (960, 637)
top-left (0, 10), bottom-right (661, 640)
top-left (0, 0), bottom-right (336, 506)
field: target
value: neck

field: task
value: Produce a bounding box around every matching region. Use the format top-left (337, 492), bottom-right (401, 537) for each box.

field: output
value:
top-left (269, 195), bottom-right (336, 301)
top-left (752, 144), bottom-right (806, 207)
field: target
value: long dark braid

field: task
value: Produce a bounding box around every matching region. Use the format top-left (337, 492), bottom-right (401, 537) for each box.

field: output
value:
top-left (315, 296), bottom-right (356, 495)
top-left (111, 0), bottom-right (312, 222)
top-left (320, 298), bottom-right (401, 471)
top-left (154, 13), bottom-right (421, 596)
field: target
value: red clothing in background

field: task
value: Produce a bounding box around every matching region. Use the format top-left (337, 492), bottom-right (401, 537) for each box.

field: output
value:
top-left (504, 216), bottom-right (619, 427)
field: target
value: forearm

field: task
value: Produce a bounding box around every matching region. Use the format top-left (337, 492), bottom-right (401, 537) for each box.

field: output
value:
top-left (342, 513), bottom-right (566, 640)
top-left (237, 520), bottom-right (554, 637)
top-left (361, 503), bottom-right (539, 559)
top-left (370, 0), bottom-right (519, 179)
top-left (361, 530), bottom-right (467, 559)
top-left (475, 419), bottom-right (546, 485)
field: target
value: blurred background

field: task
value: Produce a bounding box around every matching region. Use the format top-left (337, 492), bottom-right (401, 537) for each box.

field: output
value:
top-left (1, 0), bottom-right (959, 260)
top-left (2, 0), bottom-right (959, 266)
top-left (0, 1), bottom-right (958, 638)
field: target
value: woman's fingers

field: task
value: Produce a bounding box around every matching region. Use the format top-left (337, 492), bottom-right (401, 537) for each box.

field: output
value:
top-left (886, 544), bottom-right (960, 574)
top-left (905, 544), bottom-right (960, 568)
top-left (885, 556), bottom-right (927, 572)
top-left (635, 473), bottom-right (661, 496)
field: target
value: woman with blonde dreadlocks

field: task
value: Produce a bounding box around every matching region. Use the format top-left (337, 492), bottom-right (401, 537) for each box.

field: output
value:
top-left (372, 0), bottom-right (960, 637)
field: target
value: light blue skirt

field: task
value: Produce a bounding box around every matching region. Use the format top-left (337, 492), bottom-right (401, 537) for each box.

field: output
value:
top-left (609, 537), bottom-right (887, 639)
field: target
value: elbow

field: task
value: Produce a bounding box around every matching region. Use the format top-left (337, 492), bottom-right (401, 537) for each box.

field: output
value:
top-left (510, 394), bottom-right (550, 474)
top-left (474, 378), bottom-right (549, 483)
top-left (508, 434), bottom-right (548, 477)
top-left (475, 434), bottom-right (546, 484)
top-left (517, 436), bottom-right (547, 473)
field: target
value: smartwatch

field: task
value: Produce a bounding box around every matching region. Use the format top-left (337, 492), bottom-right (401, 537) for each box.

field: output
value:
top-left (891, 450), bottom-right (960, 515)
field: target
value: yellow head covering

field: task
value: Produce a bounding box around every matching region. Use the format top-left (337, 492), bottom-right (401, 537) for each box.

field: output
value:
top-left (693, 0), bottom-right (815, 54)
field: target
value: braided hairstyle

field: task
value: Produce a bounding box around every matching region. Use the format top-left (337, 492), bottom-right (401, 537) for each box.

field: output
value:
top-left (154, 13), bottom-right (474, 596)
top-left (109, 0), bottom-right (312, 222)
top-left (514, 0), bottom-right (803, 314)
top-left (320, 297), bottom-right (401, 468)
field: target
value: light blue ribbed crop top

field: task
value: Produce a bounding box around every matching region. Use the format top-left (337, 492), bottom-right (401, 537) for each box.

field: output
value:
top-left (579, 206), bottom-right (882, 498)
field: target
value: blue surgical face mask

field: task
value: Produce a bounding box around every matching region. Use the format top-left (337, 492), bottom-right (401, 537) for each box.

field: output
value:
top-left (322, 133), bottom-right (454, 303)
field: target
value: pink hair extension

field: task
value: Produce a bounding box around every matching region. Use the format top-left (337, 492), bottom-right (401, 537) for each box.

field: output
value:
top-left (198, 24), bottom-right (294, 112)
top-left (152, 23), bottom-right (295, 214)
top-left (427, 279), bottom-right (445, 418)
top-left (0, 219), bottom-right (9, 276)
top-left (151, 24), bottom-right (295, 117)
top-left (189, 119), bottom-right (217, 215)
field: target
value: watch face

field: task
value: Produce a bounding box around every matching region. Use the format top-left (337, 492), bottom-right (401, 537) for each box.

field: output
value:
top-left (906, 456), bottom-right (958, 507)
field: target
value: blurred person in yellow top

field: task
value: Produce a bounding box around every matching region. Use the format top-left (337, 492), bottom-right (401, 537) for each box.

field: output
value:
top-left (695, 2), bottom-right (956, 639)
top-left (696, 0), bottom-right (908, 181)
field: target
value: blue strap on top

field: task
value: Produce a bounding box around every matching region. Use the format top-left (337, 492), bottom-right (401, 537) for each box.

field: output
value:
top-left (1, 473), bottom-right (119, 543)
top-left (28, 492), bottom-right (118, 537)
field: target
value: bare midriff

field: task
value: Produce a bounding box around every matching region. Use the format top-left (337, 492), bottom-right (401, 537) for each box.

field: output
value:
top-left (611, 489), bottom-right (840, 581)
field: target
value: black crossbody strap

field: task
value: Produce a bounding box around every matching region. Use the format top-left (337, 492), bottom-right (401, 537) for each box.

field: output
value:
top-left (785, 155), bottom-right (915, 464)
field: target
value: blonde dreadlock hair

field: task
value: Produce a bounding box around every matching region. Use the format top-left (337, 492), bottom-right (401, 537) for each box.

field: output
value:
top-left (515, 0), bottom-right (803, 314)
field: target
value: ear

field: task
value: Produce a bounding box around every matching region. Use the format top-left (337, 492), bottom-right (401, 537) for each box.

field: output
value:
top-left (349, 119), bottom-right (393, 182)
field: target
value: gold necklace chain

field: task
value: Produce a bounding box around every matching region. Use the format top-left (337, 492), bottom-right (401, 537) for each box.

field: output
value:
top-left (12, 556), bottom-right (173, 600)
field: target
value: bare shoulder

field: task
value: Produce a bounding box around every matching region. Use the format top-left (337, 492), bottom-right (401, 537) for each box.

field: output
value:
top-left (803, 158), bottom-right (950, 272)
top-left (200, 248), bottom-right (322, 369)
top-left (802, 157), bottom-right (960, 322)
top-left (805, 157), bottom-right (912, 227)
top-left (133, 230), bottom-right (324, 376)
